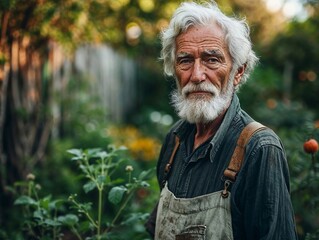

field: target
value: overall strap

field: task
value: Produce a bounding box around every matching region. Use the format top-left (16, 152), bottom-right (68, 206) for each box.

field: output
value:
top-left (161, 135), bottom-right (180, 188)
top-left (223, 121), bottom-right (267, 181)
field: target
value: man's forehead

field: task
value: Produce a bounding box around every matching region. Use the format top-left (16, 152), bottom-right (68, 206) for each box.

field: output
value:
top-left (176, 28), bottom-right (226, 50)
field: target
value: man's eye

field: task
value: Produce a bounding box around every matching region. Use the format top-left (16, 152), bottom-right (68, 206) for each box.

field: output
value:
top-left (178, 58), bottom-right (192, 64)
top-left (203, 57), bottom-right (221, 69)
top-left (206, 58), bottom-right (219, 63)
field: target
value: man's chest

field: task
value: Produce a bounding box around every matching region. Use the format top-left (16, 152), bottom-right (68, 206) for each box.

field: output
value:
top-left (167, 141), bottom-right (229, 198)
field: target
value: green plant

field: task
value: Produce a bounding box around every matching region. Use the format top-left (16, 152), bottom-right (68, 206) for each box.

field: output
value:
top-left (281, 125), bottom-right (319, 239)
top-left (67, 147), bottom-right (153, 239)
top-left (12, 146), bottom-right (154, 240)
top-left (13, 173), bottom-right (73, 240)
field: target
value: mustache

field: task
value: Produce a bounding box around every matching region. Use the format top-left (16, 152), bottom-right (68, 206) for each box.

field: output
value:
top-left (181, 82), bottom-right (219, 97)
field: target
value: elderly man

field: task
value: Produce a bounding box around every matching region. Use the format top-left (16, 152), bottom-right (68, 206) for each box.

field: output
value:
top-left (145, 1), bottom-right (298, 240)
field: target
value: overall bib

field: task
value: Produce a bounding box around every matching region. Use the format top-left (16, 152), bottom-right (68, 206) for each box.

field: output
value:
top-left (155, 183), bottom-right (233, 240)
top-left (154, 122), bottom-right (266, 240)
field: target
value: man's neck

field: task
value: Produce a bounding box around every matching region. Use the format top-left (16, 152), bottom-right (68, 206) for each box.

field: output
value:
top-left (193, 110), bottom-right (227, 150)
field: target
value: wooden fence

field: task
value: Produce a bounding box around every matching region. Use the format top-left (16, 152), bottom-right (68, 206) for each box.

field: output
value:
top-left (74, 45), bottom-right (137, 122)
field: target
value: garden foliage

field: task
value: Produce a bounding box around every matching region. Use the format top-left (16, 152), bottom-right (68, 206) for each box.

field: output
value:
top-left (11, 147), bottom-right (154, 240)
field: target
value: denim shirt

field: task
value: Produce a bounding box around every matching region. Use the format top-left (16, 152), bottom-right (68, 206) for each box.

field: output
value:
top-left (151, 95), bottom-right (298, 240)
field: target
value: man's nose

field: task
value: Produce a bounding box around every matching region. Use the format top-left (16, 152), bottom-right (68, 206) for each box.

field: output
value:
top-left (190, 59), bottom-right (206, 83)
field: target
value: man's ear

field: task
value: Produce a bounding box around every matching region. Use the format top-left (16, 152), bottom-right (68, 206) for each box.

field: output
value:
top-left (234, 64), bottom-right (247, 86)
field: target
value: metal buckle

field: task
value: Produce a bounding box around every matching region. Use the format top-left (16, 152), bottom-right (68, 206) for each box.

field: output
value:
top-left (221, 179), bottom-right (232, 198)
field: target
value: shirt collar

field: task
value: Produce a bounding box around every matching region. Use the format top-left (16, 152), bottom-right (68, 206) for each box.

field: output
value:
top-left (208, 94), bottom-right (240, 157)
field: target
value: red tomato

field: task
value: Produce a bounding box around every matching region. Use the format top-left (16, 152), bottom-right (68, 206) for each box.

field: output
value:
top-left (303, 139), bottom-right (319, 154)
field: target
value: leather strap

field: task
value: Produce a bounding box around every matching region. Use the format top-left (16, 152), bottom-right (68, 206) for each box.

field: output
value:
top-left (161, 135), bottom-right (180, 188)
top-left (223, 121), bottom-right (267, 181)
top-left (165, 135), bottom-right (180, 173)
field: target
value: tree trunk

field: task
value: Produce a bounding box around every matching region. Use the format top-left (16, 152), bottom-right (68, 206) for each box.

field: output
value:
top-left (0, 34), bottom-right (66, 225)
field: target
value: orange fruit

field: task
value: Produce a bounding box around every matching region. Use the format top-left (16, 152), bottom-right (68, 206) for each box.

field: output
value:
top-left (303, 138), bottom-right (319, 154)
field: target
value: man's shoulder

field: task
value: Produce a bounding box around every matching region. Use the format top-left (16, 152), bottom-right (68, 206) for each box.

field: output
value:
top-left (236, 110), bottom-right (281, 144)
top-left (244, 122), bottom-right (284, 154)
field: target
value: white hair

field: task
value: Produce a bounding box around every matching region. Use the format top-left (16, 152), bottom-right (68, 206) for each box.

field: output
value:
top-left (160, 1), bottom-right (258, 90)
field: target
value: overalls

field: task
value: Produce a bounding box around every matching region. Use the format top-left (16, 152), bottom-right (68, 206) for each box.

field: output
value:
top-left (154, 122), bottom-right (266, 240)
top-left (155, 183), bottom-right (233, 239)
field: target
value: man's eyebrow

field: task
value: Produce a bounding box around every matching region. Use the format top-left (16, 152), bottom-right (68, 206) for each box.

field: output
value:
top-left (202, 49), bottom-right (224, 58)
top-left (176, 52), bottom-right (192, 59)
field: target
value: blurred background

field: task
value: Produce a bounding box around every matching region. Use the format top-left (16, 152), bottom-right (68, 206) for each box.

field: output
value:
top-left (0, 0), bottom-right (319, 239)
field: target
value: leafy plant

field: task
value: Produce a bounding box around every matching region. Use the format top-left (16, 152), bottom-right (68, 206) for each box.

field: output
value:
top-left (67, 147), bottom-right (153, 239)
top-left (279, 125), bottom-right (319, 239)
top-left (13, 174), bottom-right (71, 240)
top-left (12, 146), bottom-right (154, 240)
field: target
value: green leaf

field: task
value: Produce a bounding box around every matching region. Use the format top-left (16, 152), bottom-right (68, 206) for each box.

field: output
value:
top-left (108, 186), bottom-right (127, 204)
top-left (67, 149), bottom-right (83, 159)
top-left (87, 148), bottom-right (102, 158)
top-left (78, 202), bottom-right (92, 212)
top-left (87, 165), bottom-right (95, 173)
top-left (58, 214), bottom-right (79, 226)
top-left (71, 156), bottom-right (83, 161)
top-left (83, 181), bottom-right (96, 193)
top-left (49, 199), bottom-right (65, 210)
top-left (39, 195), bottom-right (52, 210)
top-left (44, 219), bottom-right (61, 227)
top-left (79, 164), bottom-right (87, 173)
top-left (78, 220), bottom-right (92, 232)
top-left (107, 145), bottom-right (127, 158)
top-left (105, 175), bottom-right (112, 185)
top-left (138, 168), bottom-right (155, 180)
top-left (97, 175), bottom-right (106, 185)
top-left (96, 151), bottom-right (108, 160)
top-left (140, 181), bottom-right (150, 188)
top-left (14, 196), bottom-right (37, 206)
top-left (121, 213), bottom-right (149, 226)
top-left (33, 209), bottom-right (45, 220)
top-left (13, 181), bottom-right (29, 188)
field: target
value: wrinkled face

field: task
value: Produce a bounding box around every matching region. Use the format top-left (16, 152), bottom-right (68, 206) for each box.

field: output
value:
top-left (171, 23), bottom-right (243, 123)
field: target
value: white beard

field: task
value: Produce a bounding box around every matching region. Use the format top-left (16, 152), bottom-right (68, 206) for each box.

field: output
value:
top-left (171, 75), bottom-right (235, 124)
